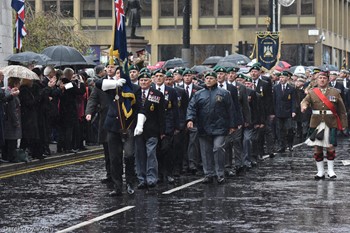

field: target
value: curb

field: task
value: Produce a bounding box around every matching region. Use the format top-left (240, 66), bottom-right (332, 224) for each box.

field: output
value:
top-left (0, 146), bottom-right (104, 175)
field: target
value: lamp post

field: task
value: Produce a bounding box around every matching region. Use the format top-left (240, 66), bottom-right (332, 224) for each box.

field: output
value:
top-left (182, 0), bottom-right (191, 67)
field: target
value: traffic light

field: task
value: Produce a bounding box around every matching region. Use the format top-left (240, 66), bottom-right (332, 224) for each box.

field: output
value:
top-left (304, 45), bottom-right (314, 66)
top-left (235, 41), bottom-right (243, 54)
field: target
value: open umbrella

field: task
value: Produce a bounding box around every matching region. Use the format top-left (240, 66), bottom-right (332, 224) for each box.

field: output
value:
top-left (216, 54), bottom-right (251, 67)
top-left (191, 65), bottom-right (213, 74)
top-left (202, 56), bottom-right (223, 66)
top-left (274, 61), bottom-right (292, 71)
top-left (1, 65), bottom-right (39, 80)
top-left (163, 58), bottom-right (187, 69)
top-left (319, 64), bottom-right (339, 71)
top-left (42, 45), bottom-right (90, 67)
top-left (5, 52), bottom-right (52, 65)
top-left (289, 65), bottom-right (307, 75)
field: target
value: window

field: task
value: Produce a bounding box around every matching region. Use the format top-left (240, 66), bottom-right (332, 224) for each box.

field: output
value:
top-left (140, 0), bottom-right (152, 17)
top-left (301, 0), bottom-right (314, 15)
top-left (60, 0), bottom-right (73, 17)
top-left (82, 0), bottom-right (95, 18)
top-left (218, 0), bottom-right (232, 16)
top-left (160, 0), bottom-right (174, 17)
top-left (259, 0), bottom-right (269, 16)
top-left (27, 0), bottom-right (35, 13)
top-left (99, 0), bottom-right (112, 17)
top-left (200, 0), bottom-right (214, 16)
top-left (43, 0), bottom-right (57, 13)
top-left (281, 1), bottom-right (297, 15)
top-left (241, 0), bottom-right (255, 16)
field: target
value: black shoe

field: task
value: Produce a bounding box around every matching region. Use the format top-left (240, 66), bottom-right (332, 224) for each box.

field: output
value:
top-left (109, 189), bottom-right (122, 197)
top-left (101, 178), bottom-right (113, 184)
top-left (217, 176), bottom-right (225, 184)
top-left (190, 168), bottom-right (197, 175)
top-left (137, 183), bottom-right (147, 189)
top-left (79, 146), bottom-right (88, 151)
top-left (166, 176), bottom-right (175, 184)
top-left (276, 148), bottom-right (285, 153)
top-left (288, 147), bottom-right (294, 152)
top-left (35, 155), bottom-right (46, 160)
top-left (227, 170), bottom-right (235, 177)
top-left (269, 153), bottom-right (275, 158)
top-left (126, 183), bottom-right (135, 195)
top-left (43, 150), bottom-right (51, 156)
top-left (314, 175), bottom-right (325, 180)
top-left (147, 182), bottom-right (156, 188)
top-left (202, 176), bottom-right (214, 184)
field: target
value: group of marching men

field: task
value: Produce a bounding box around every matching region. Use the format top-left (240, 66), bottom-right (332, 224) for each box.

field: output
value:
top-left (86, 60), bottom-right (349, 196)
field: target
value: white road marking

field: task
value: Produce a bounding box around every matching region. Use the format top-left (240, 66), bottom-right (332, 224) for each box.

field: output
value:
top-left (342, 160), bottom-right (350, 166)
top-left (293, 142), bottom-right (305, 148)
top-left (56, 206), bottom-right (135, 233)
top-left (162, 178), bottom-right (204, 195)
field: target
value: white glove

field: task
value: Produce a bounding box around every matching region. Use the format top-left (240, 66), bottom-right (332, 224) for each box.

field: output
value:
top-left (134, 113), bottom-right (147, 136)
top-left (101, 78), bottom-right (126, 91)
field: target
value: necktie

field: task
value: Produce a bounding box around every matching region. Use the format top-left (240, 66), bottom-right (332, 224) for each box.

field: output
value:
top-left (254, 80), bottom-right (257, 89)
top-left (142, 90), bottom-right (146, 103)
top-left (282, 85), bottom-right (285, 92)
top-left (219, 84), bottom-right (223, 88)
top-left (186, 85), bottom-right (189, 97)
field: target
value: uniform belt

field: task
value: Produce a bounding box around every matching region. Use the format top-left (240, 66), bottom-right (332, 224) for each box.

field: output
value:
top-left (312, 110), bottom-right (333, 115)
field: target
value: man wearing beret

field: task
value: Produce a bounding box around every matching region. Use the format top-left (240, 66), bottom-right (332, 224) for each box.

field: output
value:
top-left (301, 71), bottom-right (347, 179)
top-left (173, 68), bottom-right (184, 87)
top-left (129, 64), bottom-right (140, 85)
top-left (181, 68), bottom-right (203, 174)
top-left (187, 71), bottom-right (237, 184)
top-left (164, 71), bottom-right (189, 177)
top-left (273, 71), bottom-right (296, 153)
top-left (94, 61), bottom-right (141, 196)
top-left (134, 72), bottom-right (165, 188)
top-left (250, 63), bottom-right (275, 159)
top-left (214, 66), bottom-right (244, 177)
top-left (153, 68), bottom-right (179, 184)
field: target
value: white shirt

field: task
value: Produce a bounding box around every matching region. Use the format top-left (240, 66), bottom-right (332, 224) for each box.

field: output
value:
top-left (218, 82), bottom-right (227, 90)
top-left (156, 84), bottom-right (165, 95)
top-left (184, 83), bottom-right (193, 98)
top-left (141, 88), bottom-right (150, 98)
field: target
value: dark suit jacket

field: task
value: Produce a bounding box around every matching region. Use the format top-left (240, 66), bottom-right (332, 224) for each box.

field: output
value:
top-left (140, 87), bottom-right (165, 138)
top-left (226, 83), bottom-right (243, 126)
top-left (273, 83), bottom-right (296, 118)
top-left (255, 78), bottom-right (274, 118)
top-left (246, 88), bottom-right (264, 126)
top-left (174, 86), bottom-right (189, 130)
top-left (163, 85), bottom-right (180, 135)
top-left (231, 82), bottom-right (251, 124)
top-left (95, 78), bottom-right (141, 134)
top-left (85, 83), bottom-right (111, 143)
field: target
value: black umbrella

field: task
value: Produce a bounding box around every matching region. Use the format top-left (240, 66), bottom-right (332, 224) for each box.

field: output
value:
top-left (5, 51), bottom-right (52, 65)
top-left (319, 64), bottom-right (339, 71)
top-left (191, 65), bottom-right (212, 74)
top-left (163, 58), bottom-right (187, 69)
top-left (202, 56), bottom-right (223, 66)
top-left (216, 54), bottom-right (251, 67)
top-left (42, 45), bottom-right (90, 67)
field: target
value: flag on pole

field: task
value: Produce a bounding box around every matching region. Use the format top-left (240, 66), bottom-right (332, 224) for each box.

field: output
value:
top-left (11, 0), bottom-right (27, 50)
top-left (111, 0), bottom-right (135, 120)
top-left (111, 0), bottom-right (128, 61)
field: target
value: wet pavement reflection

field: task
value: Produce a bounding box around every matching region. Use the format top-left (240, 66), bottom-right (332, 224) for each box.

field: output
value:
top-left (1, 138), bottom-right (350, 232)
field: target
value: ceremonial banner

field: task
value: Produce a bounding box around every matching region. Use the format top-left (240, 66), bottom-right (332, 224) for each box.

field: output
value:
top-left (255, 32), bottom-right (280, 70)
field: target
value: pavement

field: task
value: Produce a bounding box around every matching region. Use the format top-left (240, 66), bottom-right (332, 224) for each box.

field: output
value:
top-left (0, 143), bottom-right (104, 175)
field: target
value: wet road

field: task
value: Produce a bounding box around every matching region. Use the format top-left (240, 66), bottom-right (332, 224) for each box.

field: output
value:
top-left (1, 138), bottom-right (350, 233)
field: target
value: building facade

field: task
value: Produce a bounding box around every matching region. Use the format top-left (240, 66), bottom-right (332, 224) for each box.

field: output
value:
top-left (0, 0), bottom-right (14, 68)
top-left (28, 0), bottom-right (350, 68)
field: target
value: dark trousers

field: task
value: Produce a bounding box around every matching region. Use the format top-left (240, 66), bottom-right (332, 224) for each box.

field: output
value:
top-left (157, 135), bottom-right (174, 178)
top-left (2, 139), bottom-right (17, 162)
top-left (185, 127), bottom-right (201, 171)
top-left (58, 126), bottom-right (73, 152)
top-left (20, 138), bottom-right (42, 158)
top-left (276, 117), bottom-right (292, 149)
top-left (107, 130), bottom-right (135, 190)
top-left (102, 142), bottom-right (111, 179)
top-left (224, 128), bottom-right (243, 170)
top-left (173, 130), bottom-right (186, 174)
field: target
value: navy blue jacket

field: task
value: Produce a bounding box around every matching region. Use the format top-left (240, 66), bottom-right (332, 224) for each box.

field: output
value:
top-left (226, 83), bottom-right (243, 126)
top-left (273, 83), bottom-right (296, 118)
top-left (163, 86), bottom-right (180, 135)
top-left (186, 84), bottom-right (235, 136)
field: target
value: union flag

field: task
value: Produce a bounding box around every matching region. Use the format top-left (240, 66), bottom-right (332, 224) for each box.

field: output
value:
top-left (11, 0), bottom-right (27, 49)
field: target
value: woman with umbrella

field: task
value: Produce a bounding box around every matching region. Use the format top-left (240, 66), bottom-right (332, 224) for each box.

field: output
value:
top-left (19, 78), bottom-right (45, 159)
top-left (2, 77), bottom-right (21, 162)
